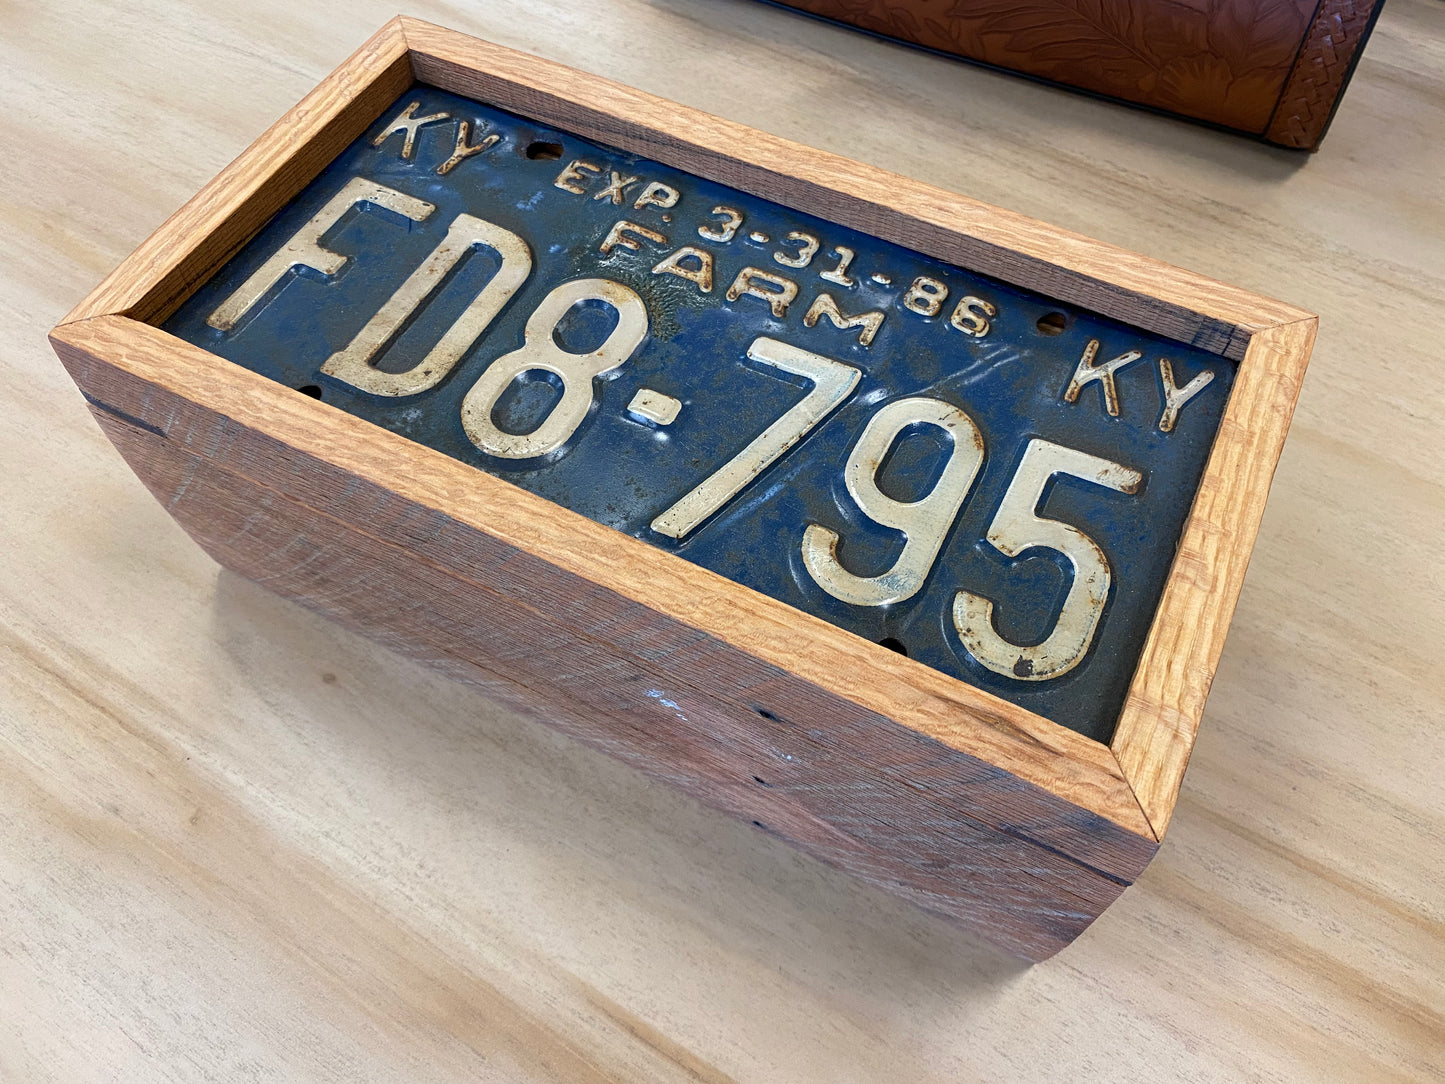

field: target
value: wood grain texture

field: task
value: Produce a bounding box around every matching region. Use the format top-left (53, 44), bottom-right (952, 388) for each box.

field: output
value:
top-left (769, 0), bottom-right (1322, 134)
top-left (5, 0), bottom-right (1444, 1078)
top-left (85, 406), bottom-right (1130, 956)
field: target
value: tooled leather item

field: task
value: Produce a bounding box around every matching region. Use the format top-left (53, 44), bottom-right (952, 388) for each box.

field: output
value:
top-left (767, 0), bottom-right (1385, 149)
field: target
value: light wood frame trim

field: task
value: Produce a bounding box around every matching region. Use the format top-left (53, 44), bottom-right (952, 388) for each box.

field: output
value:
top-left (402, 18), bottom-right (1311, 360)
top-left (52, 17), bottom-right (1316, 855)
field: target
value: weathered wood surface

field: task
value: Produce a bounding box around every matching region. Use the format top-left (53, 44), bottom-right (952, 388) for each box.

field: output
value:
top-left (4, 0), bottom-right (1443, 1079)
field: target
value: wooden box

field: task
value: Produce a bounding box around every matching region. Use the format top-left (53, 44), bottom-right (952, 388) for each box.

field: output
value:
top-left (48, 17), bottom-right (1315, 960)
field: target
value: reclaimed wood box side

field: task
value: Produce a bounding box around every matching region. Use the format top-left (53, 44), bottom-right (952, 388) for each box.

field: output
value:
top-left (48, 17), bottom-right (1315, 958)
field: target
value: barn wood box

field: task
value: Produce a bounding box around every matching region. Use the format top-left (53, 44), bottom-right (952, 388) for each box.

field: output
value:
top-left (48, 17), bottom-right (1315, 960)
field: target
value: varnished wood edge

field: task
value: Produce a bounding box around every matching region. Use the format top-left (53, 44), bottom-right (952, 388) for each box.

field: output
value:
top-left (60, 17), bottom-right (413, 326)
top-left (50, 312), bottom-right (1157, 850)
top-left (1111, 316), bottom-right (1317, 835)
top-left (58, 14), bottom-right (1309, 358)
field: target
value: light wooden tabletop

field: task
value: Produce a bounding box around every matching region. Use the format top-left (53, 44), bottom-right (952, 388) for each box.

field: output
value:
top-left (4, 1), bottom-right (1442, 1080)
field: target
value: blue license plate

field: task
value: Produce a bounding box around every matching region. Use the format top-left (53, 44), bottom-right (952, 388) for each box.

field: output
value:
top-left (163, 86), bottom-right (1231, 743)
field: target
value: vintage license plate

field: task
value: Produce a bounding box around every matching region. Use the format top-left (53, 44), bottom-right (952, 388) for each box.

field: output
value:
top-left (163, 86), bottom-right (1232, 743)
